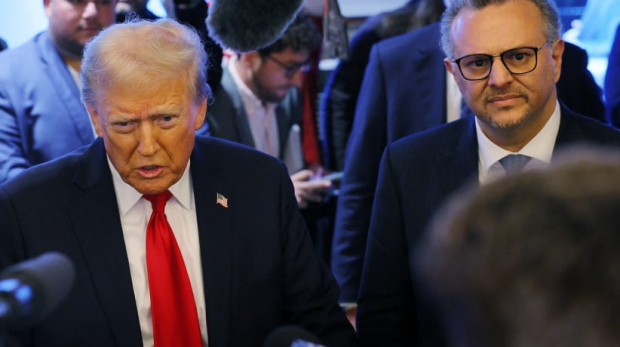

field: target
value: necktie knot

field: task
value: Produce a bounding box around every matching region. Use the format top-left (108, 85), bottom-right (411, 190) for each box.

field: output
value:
top-left (500, 154), bottom-right (531, 175)
top-left (144, 190), bottom-right (172, 213)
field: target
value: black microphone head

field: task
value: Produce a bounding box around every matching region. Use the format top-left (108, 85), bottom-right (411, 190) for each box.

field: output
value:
top-left (263, 326), bottom-right (327, 347)
top-left (206, 0), bottom-right (304, 52)
top-left (0, 252), bottom-right (75, 328)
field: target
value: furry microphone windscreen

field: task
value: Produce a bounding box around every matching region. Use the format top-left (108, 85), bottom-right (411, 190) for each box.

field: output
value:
top-left (207, 0), bottom-right (304, 52)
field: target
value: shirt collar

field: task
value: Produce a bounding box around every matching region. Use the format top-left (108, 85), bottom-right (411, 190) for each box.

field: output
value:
top-left (477, 100), bottom-right (561, 181)
top-left (109, 157), bottom-right (193, 218)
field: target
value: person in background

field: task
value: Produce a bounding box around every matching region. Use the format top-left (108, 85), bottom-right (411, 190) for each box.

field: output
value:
top-left (197, 13), bottom-right (336, 262)
top-left (0, 0), bottom-right (118, 183)
top-left (0, 18), bottom-right (355, 347)
top-left (298, 0), bottom-right (325, 174)
top-left (417, 146), bottom-right (620, 347)
top-left (356, 0), bottom-right (620, 345)
top-left (321, 0), bottom-right (446, 171)
top-left (198, 13), bottom-right (333, 211)
top-left (331, 0), bottom-right (607, 324)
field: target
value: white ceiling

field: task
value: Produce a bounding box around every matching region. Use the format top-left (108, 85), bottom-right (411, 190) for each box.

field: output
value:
top-left (337, 0), bottom-right (410, 17)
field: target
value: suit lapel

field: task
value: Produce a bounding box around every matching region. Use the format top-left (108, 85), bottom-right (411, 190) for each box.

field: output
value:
top-left (411, 24), bottom-right (447, 131)
top-left (221, 69), bottom-right (256, 148)
top-left (435, 118), bottom-right (480, 200)
top-left (67, 139), bottom-right (142, 347)
top-left (275, 98), bottom-right (293, 159)
top-left (191, 141), bottom-right (232, 347)
top-left (554, 104), bottom-right (588, 151)
top-left (38, 32), bottom-right (93, 146)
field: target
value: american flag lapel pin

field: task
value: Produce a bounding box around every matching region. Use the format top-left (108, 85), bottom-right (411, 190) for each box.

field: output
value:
top-left (216, 193), bottom-right (229, 208)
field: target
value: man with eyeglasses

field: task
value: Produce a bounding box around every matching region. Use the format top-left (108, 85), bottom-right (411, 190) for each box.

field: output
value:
top-left (356, 0), bottom-right (620, 346)
top-left (198, 13), bottom-right (332, 210)
top-left (331, 0), bottom-right (606, 325)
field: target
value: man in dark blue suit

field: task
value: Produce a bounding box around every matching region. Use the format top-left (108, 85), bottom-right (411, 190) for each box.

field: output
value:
top-left (0, 0), bottom-right (119, 183)
top-left (331, 0), bottom-right (607, 319)
top-left (356, 0), bottom-right (620, 346)
top-left (0, 19), bottom-right (354, 347)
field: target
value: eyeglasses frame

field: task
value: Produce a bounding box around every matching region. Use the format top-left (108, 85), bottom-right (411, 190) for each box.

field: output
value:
top-left (264, 54), bottom-right (312, 78)
top-left (451, 41), bottom-right (553, 81)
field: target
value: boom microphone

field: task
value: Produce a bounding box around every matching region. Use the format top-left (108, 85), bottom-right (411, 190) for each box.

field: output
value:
top-left (263, 326), bottom-right (329, 347)
top-left (0, 252), bottom-right (75, 330)
top-left (206, 0), bottom-right (304, 52)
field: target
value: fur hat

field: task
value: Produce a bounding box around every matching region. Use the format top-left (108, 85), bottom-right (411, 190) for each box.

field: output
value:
top-left (207, 0), bottom-right (304, 52)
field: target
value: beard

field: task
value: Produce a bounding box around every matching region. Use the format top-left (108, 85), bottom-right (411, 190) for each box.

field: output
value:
top-left (54, 35), bottom-right (86, 60)
top-left (253, 80), bottom-right (289, 104)
top-left (476, 87), bottom-right (531, 130)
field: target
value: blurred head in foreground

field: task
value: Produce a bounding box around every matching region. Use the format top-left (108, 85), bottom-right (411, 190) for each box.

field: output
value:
top-left (417, 146), bottom-right (620, 347)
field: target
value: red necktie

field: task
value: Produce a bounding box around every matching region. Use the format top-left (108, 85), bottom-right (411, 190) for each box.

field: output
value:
top-left (144, 191), bottom-right (202, 347)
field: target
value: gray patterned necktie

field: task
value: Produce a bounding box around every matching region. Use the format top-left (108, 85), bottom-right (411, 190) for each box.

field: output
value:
top-left (499, 154), bottom-right (531, 175)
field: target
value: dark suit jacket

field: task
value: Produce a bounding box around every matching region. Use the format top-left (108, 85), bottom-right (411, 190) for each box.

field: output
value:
top-left (197, 68), bottom-right (302, 161)
top-left (320, 1), bottom-right (444, 171)
top-left (0, 31), bottom-right (95, 183)
top-left (331, 22), bottom-right (607, 303)
top-left (0, 136), bottom-right (355, 347)
top-left (605, 24), bottom-right (620, 127)
top-left (356, 106), bottom-right (620, 347)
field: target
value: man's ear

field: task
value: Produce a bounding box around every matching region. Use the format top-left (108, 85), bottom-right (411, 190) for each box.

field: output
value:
top-left (444, 58), bottom-right (458, 79)
top-left (194, 99), bottom-right (208, 130)
top-left (87, 105), bottom-right (103, 138)
top-left (551, 39), bottom-right (565, 84)
top-left (239, 51), bottom-right (261, 67)
top-left (43, 0), bottom-right (52, 17)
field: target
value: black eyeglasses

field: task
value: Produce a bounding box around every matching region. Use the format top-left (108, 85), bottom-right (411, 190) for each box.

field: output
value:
top-left (265, 55), bottom-right (312, 78)
top-left (451, 42), bottom-right (552, 81)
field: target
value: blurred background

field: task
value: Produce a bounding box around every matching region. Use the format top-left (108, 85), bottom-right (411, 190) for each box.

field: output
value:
top-left (0, 0), bottom-right (617, 87)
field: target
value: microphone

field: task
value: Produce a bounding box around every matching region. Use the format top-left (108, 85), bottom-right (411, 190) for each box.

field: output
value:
top-left (0, 252), bottom-right (76, 330)
top-left (263, 326), bottom-right (329, 347)
top-left (206, 0), bottom-right (304, 52)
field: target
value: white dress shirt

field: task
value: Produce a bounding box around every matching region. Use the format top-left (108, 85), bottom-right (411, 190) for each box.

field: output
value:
top-left (446, 71), bottom-right (463, 123)
top-left (476, 101), bottom-right (561, 184)
top-left (227, 58), bottom-right (305, 173)
top-left (228, 58), bottom-right (280, 158)
top-left (109, 159), bottom-right (208, 347)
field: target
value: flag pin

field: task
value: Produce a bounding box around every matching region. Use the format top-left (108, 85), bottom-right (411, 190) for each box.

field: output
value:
top-left (216, 193), bottom-right (228, 208)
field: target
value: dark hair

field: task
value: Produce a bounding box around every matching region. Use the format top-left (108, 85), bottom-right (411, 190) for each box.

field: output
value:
top-left (258, 12), bottom-right (322, 56)
top-left (416, 146), bottom-right (620, 347)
